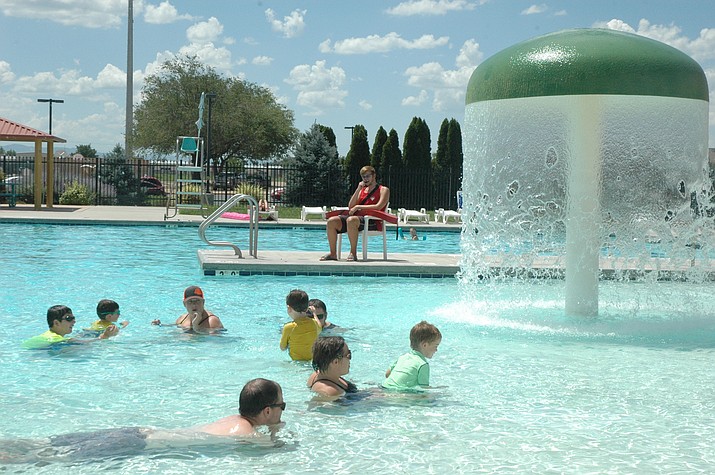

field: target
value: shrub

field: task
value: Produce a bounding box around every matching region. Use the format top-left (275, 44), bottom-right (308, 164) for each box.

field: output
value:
top-left (59, 181), bottom-right (94, 205)
top-left (233, 183), bottom-right (264, 202)
top-left (178, 183), bottom-right (203, 205)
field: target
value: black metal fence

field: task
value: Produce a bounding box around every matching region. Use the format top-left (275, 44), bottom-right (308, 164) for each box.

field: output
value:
top-left (0, 155), bottom-right (462, 211)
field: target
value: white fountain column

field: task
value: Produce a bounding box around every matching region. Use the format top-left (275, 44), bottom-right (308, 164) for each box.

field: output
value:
top-left (565, 96), bottom-right (602, 316)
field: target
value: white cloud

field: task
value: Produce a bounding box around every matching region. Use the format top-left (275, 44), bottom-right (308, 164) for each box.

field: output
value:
top-left (521, 4), bottom-right (548, 15)
top-left (402, 90), bottom-right (428, 106)
top-left (96, 64), bottom-right (126, 88)
top-left (252, 56), bottom-right (273, 66)
top-left (554, 10), bottom-right (567, 16)
top-left (455, 39), bottom-right (483, 68)
top-left (320, 33), bottom-right (449, 55)
top-left (403, 39), bottom-right (483, 111)
top-left (144, 1), bottom-right (192, 24)
top-left (186, 17), bottom-right (223, 44)
top-left (12, 65), bottom-right (126, 99)
top-left (358, 100), bottom-right (373, 111)
top-left (265, 8), bottom-right (306, 38)
top-left (597, 18), bottom-right (715, 62)
top-left (284, 60), bottom-right (347, 115)
top-left (178, 43), bottom-right (233, 72)
top-left (0, 61), bottom-right (16, 84)
top-left (386, 0), bottom-right (481, 16)
top-left (0, 0), bottom-right (127, 28)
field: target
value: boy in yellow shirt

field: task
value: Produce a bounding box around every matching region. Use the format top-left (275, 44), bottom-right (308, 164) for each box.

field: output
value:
top-left (88, 299), bottom-right (129, 332)
top-left (279, 289), bottom-right (320, 361)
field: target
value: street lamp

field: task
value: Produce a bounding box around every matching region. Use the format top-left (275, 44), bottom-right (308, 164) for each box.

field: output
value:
top-left (344, 125), bottom-right (355, 140)
top-left (37, 98), bottom-right (64, 135)
top-left (205, 92), bottom-right (217, 193)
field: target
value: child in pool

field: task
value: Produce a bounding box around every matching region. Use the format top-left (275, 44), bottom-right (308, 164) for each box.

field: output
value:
top-left (382, 321), bottom-right (441, 390)
top-left (88, 299), bottom-right (129, 332)
top-left (279, 289), bottom-right (320, 361)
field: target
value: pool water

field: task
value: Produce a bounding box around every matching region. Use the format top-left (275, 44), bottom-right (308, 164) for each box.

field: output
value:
top-left (206, 225), bottom-right (461, 254)
top-left (1, 223), bottom-right (714, 473)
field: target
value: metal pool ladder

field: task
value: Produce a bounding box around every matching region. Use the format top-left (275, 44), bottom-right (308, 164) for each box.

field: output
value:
top-left (198, 194), bottom-right (259, 258)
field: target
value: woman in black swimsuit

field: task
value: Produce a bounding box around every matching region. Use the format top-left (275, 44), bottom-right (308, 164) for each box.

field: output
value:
top-left (307, 336), bottom-right (357, 398)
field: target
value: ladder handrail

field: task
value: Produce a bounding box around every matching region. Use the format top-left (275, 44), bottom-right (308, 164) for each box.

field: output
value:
top-left (198, 194), bottom-right (259, 258)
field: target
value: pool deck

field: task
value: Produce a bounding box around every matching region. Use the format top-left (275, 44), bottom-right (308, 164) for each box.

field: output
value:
top-left (0, 205), bottom-right (462, 278)
top-left (2, 205), bottom-right (713, 280)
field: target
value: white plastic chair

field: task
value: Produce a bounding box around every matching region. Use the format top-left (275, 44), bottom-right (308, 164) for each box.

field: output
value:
top-left (301, 206), bottom-right (327, 221)
top-left (436, 208), bottom-right (461, 224)
top-left (398, 208), bottom-right (429, 224)
top-left (337, 214), bottom-right (388, 261)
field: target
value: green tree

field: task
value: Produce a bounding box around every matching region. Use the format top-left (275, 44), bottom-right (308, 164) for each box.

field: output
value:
top-left (101, 144), bottom-right (145, 205)
top-left (434, 119), bottom-right (450, 173)
top-left (401, 117), bottom-right (431, 208)
top-left (343, 124), bottom-right (370, 190)
top-left (446, 118), bottom-right (464, 205)
top-left (75, 144), bottom-right (98, 158)
top-left (133, 55), bottom-right (297, 171)
top-left (382, 129), bottom-right (402, 174)
top-left (318, 124), bottom-right (339, 160)
top-left (370, 126), bottom-right (387, 177)
top-left (286, 123), bottom-right (346, 206)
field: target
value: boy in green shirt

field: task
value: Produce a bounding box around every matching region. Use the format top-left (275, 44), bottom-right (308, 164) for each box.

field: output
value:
top-left (382, 321), bottom-right (442, 390)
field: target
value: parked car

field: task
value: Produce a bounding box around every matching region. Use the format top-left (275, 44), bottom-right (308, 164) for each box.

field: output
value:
top-left (140, 176), bottom-right (166, 196)
top-left (271, 187), bottom-right (284, 201)
top-left (238, 172), bottom-right (271, 188)
top-left (214, 172), bottom-right (240, 190)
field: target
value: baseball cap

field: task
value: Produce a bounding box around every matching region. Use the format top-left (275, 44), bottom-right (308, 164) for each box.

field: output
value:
top-left (184, 286), bottom-right (204, 300)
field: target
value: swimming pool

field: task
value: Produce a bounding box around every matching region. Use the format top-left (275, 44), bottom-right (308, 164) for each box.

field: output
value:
top-left (1, 223), bottom-right (714, 473)
top-left (207, 224), bottom-right (461, 254)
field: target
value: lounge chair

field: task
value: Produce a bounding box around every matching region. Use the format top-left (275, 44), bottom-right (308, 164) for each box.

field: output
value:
top-left (435, 208), bottom-right (461, 224)
top-left (258, 205), bottom-right (278, 221)
top-left (398, 208), bottom-right (429, 224)
top-left (301, 206), bottom-right (327, 221)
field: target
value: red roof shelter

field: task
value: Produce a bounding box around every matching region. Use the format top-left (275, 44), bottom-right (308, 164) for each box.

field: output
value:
top-left (0, 117), bottom-right (67, 209)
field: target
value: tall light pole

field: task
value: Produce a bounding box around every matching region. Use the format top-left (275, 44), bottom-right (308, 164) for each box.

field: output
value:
top-left (205, 92), bottom-right (216, 193)
top-left (344, 125), bottom-right (355, 140)
top-left (37, 98), bottom-right (64, 135)
top-left (125, 0), bottom-right (134, 161)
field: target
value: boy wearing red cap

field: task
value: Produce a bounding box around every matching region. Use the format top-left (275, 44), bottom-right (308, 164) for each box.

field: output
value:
top-left (151, 286), bottom-right (224, 332)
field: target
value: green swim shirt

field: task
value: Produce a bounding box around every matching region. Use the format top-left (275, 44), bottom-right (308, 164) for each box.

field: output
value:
top-left (22, 330), bottom-right (70, 349)
top-left (382, 349), bottom-right (430, 390)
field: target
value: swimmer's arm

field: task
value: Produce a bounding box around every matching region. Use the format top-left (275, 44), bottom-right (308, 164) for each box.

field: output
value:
top-left (385, 368), bottom-right (391, 378)
top-left (120, 320), bottom-right (129, 328)
top-left (151, 319), bottom-right (178, 327)
top-left (279, 324), bottom-right (291, 350)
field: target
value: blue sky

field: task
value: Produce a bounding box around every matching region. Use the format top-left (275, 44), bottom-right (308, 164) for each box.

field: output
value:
top-left (0, 0), bottom-right (713, 157)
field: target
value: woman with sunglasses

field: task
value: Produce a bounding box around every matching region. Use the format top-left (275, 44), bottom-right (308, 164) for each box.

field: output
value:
top-left (307, 336), bottom-right (357, 398)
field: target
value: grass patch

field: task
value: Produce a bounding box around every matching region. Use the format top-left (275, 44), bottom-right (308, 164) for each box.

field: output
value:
top-left (180, 205), bottom-right (303, 219)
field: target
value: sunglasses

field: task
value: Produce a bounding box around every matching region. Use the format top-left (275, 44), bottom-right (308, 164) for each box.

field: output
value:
top-left (268, 402), bottom-right (286, 411)
top-left (61, 315), bottom-right (76, 322)
top-left (99, 310), bottom-right (120, 316)
top-left (314, 313), bottom-right (326, 320)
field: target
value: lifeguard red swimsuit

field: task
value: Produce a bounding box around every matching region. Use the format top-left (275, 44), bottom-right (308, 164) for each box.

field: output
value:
top-left (358, 185), bottom-right (386, 230)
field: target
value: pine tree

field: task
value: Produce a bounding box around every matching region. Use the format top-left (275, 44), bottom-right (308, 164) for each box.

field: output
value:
top-left (286, 123), bottom-right (345, 206)
top-left (382, 129), bottom-right (402, 180)
top-left (344, 124), bottom-right (370, 190)
top-left (370, 126), bottom-right (387, 177)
